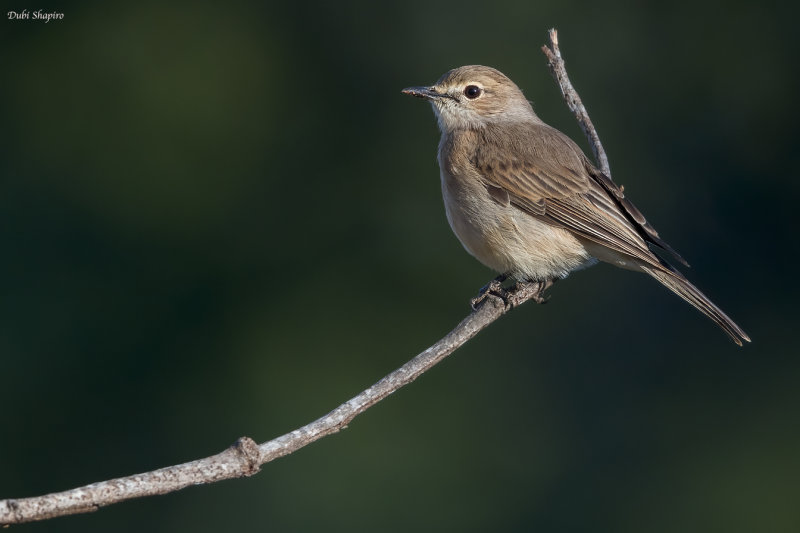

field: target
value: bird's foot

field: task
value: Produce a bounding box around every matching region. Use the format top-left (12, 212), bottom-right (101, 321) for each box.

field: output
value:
top-left (511, 278), bottom-right (556, 306)
top-left (471, 276), bottom-right (557, 310)
top-left (470, 274), bottom-right (509, 310)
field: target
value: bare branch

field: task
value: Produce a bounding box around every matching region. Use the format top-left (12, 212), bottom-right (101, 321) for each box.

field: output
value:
top-left (1, 283), bottom-right (549, 525)
top-left (541, 28), bottom-right (611, 176)
top-left (1, 30), bottom-right (607, 525)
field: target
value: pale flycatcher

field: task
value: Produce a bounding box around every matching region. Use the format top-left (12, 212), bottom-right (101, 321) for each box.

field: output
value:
top-left (403, 65), bottom-right (749, 345)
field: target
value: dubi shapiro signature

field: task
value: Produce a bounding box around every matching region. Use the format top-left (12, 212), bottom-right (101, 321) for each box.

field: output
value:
top-left (7, 10), bottom-right (64, 22)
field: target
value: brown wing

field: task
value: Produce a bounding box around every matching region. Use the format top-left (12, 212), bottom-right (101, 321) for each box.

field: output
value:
top-left (473, 122), bottom-right (682, 273)
top-left (588, 167), bottom-right (689, 267)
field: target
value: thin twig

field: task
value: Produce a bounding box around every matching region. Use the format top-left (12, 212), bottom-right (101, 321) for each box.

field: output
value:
top-left (0, 283), bottom-right (550, 525)
top-left (541, 28), bottom-right (611, 176)
top-left (0, 29), bottom-right (609, 525)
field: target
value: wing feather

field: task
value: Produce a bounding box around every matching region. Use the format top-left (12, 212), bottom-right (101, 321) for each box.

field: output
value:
top-left (473, 122), bottom-right (683, 273)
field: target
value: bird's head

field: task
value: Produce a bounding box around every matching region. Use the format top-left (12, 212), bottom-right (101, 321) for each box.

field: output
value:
top-left (402, 65), bottom-right (537, 132)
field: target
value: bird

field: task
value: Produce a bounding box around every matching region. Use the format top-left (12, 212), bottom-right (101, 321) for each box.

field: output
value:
top-left (402, 65), bottom-right (750, 346)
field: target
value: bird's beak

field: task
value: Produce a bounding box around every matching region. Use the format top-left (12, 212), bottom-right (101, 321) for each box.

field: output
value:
top-left (402, 86), bottom-right (446, 100)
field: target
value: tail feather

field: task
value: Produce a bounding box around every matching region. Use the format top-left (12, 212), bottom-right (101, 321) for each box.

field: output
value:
top-left (639, 265), bottom-right (751, 346)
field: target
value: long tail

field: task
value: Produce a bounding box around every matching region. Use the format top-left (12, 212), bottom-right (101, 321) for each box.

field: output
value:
top-left (639, 265), bottom-right (751, 346)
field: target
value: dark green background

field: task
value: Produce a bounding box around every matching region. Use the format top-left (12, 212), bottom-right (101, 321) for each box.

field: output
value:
top-left (2, 1), bottom-right (798, 531)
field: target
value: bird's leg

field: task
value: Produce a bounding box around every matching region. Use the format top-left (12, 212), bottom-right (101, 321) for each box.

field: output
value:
top-left (470, 273), bottom-right (509, 310)
top-left (471, 275), bottom-right (559, 310)
top-left (506, 278), bottom-right (557, 307)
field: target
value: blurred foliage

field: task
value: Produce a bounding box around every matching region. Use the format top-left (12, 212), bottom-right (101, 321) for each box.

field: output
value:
top-left (1, 0), bottom-right (799, 531)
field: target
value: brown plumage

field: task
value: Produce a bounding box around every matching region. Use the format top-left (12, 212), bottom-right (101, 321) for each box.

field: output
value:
top-left (403, 65), bottom-right (749, 345)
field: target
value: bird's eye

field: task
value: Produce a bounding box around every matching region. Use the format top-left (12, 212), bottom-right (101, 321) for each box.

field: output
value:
top-left (464, 85), bottom-right (482, 99)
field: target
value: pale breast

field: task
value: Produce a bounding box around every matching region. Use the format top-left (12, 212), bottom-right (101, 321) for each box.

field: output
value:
top-left (440, 165), bottom-right (594, 281)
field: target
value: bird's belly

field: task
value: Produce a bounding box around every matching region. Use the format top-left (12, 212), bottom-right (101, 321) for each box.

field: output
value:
top-left (441, 173), bottom-right (593, 280)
